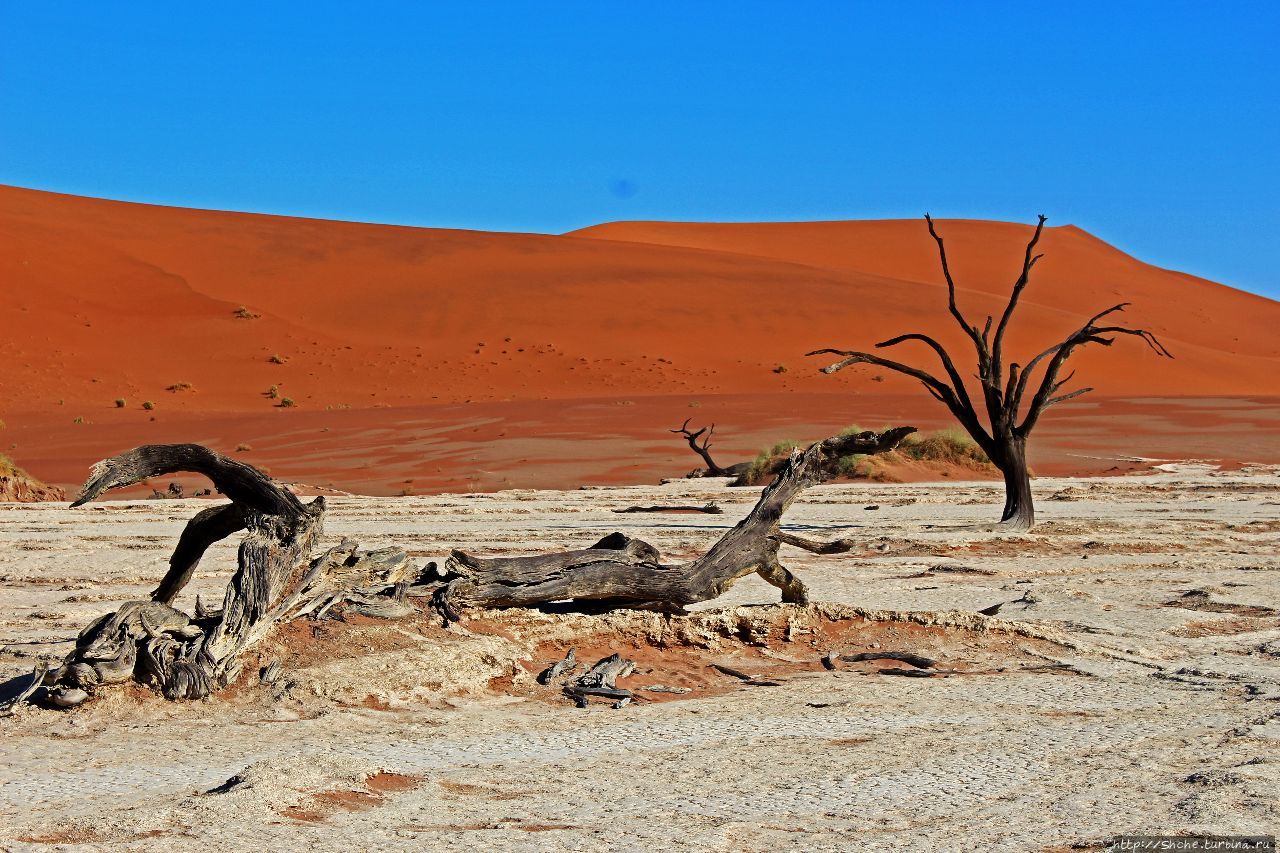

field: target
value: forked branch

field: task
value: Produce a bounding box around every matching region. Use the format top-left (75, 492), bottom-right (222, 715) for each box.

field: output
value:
top-left (1014, 305), bottom-right (1173, 434)
top-left (671, 418), bottom-right (730, 476)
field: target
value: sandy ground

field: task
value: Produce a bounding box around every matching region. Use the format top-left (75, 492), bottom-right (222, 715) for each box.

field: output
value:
top-left (1, 467), bottom-right (1278, 850)
top-left (8, 393), bottom-right (1280, 497)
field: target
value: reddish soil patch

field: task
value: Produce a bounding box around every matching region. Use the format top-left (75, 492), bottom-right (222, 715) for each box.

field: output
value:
top-left (365, 772), bottom-right (420, 795)
top-left (488, 612), bottom-right (1064, 708)
top-left (280, 773), bottom-right (422, 823)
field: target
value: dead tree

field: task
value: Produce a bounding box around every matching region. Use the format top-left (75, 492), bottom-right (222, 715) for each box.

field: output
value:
top-left (436, 426), bottom-right (915, 616)
top-left (40, 445), bottom-right (415, 708)
top-left (670, 419), bottom-right (735, 477)
top-left (34, 428), bottom-right (912, 708)
top-left (809, 214), bottom-right (1172, 530)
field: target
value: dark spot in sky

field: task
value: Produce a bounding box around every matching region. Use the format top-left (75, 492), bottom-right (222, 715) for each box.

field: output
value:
top-left (609, 179), bottom-right (638, 199)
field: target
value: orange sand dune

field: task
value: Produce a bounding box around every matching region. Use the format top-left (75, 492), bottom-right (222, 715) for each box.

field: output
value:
top-left (2, 185), bottom-right (1278, 494)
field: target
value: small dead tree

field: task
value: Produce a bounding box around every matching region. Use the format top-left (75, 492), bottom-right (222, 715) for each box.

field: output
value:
top-left (809, 214), bottom-right (1172, 530)
top-left (670, 419), bottom-right (731, 477)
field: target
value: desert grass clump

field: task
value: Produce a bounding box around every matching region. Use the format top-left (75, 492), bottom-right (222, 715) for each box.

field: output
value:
top-left (744, 439), bottom-right (802, 483)
top-left (268, 354), bottom-right (288, 365)
top-left (897, 428), bottom-right (994, 469)
top-left (235, 443), bottom-right (252, 452)
top-left (166, 382), bottom-right (194, 393)
top-left (142, 401), bottom-right (155, 411)
top-left (266, 385), bottom-right (280, 400)
top-left (233, 306), bottom-right (261, 320)
top-left (835, 453), bottom-right (875, 478)
top-left (278, 397), bottom-right (296, 408)
top-left (114, 398), bottom-right (126, 408)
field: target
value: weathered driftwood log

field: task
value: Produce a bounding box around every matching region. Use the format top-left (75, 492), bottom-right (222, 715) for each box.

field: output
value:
top-left (612, 502), bottom-right (723, 515)
top-left (43, 445), bottom-right (413, 708)
top-left (436, 426), bottom-right (915, 617)
top-left (564, 653), bottom-right (636, 708)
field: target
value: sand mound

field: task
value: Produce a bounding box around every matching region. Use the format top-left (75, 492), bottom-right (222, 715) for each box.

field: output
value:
top-left (0, 454), bottom-right (64, 502)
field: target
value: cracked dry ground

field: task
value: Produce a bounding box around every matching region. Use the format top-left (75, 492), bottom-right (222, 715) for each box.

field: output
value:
top-left (1, 466), bottom-right (1278, 851)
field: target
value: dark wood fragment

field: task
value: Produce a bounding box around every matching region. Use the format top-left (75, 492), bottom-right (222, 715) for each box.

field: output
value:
top-left (840, 651), bottom-right (937, 669)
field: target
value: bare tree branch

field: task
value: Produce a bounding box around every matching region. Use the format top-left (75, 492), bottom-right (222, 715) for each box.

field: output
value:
top-left (807, 348), bottom-right (994, 449)
top-left (1017, 310), bottom-right (1173, 435)
top-left (992, 215), bottom-right (1048, 382)
top-left (925, 214), bottom-right (988, 359)
top-left (1043, 387), bottom-right (1093, 408)
top-left (874, 332), bottom-right (977, 413)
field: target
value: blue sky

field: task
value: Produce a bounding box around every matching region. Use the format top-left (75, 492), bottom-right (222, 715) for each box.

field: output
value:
top-left (2, 2), bottom-right (1277, 297)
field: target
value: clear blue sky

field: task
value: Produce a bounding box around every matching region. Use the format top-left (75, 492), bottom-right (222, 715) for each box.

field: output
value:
top-left (2, 2), bottom-right (1277, 297)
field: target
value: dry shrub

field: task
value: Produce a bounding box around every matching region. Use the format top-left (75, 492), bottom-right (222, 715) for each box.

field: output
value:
top-left (0, 453), bottom-right (22, 477)
top-left (743, 439), bottom-right (802, 483)
top-left (735, 427), bottom-right (993, 486)
top-left (897, 428), bottom-right (993, 469)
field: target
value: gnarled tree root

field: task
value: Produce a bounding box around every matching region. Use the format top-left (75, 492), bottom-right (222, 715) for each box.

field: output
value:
top-left (41, 445), bottom-right (423, 708)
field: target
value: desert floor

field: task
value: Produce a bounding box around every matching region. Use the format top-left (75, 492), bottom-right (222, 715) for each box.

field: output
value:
top-left (1, 466), bottom-right (1278, 851)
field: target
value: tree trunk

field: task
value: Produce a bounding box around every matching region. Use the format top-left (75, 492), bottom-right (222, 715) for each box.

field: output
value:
top-left (996, 437), bottom-right (1034, 530)
top-left (438, 427), bottom-right (916, 616)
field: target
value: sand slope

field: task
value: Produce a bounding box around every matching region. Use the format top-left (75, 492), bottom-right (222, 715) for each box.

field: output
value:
top-left (2, 185), bottom-right (1278, 493)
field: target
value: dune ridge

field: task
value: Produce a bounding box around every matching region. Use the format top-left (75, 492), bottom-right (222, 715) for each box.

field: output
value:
top-left (2, 184), bottom-right (1277, 494)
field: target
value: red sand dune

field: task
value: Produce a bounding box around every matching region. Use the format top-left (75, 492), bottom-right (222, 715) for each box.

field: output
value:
top-left (2, 184), bottom-right (1278, 495)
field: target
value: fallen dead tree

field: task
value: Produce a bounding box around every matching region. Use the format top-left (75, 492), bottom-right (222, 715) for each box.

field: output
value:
top-left (18, 426), bottom-right (912, 710)
top-left (434, 426), bottom-right (915, 617)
